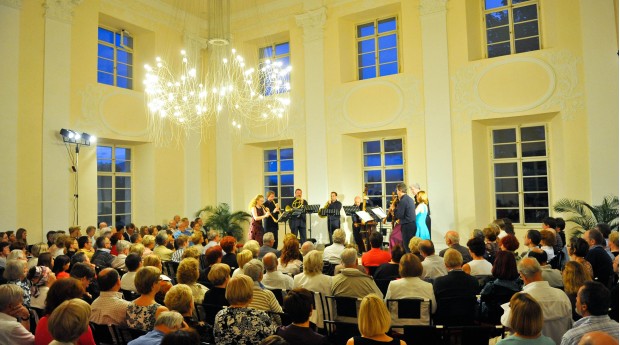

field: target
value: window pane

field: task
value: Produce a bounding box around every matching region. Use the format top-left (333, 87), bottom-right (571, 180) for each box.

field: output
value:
top-left (280, 148), bottom-right (293, 160)
top-left (122, 34), bottom-right (133, 49)
top-left (97, 146), bottom-right (112, 159)
top-left (384, 139), bottom-right (402, 152)
top-left (275, 42), bottom-right (289, 55)
top-left (98, 59), bottom-right (114, 73)
top-left (369, 197), bottom-right (383, 208)
top-left (524, 208), bottom-right (549, 223)
top-left (357, 23), bottom-right (375, 38)
top-left (116, 147), bottom-right (131, 160)
top-left (364, 141), bottom-right (381, 154)
top-left (264, 150), bottom-right (277, 161)
top-left (486, 11), bottom-right (509, 28)
top-left (358, 39), bottom-right (376, 54)
top-left (515, 37), bottom-right (540, 53)
top-left (98, 27), bottom-right (114, 43)
top-left (276, 56), bottom-right (290, 67)
top-left (524, 192), bottom-right (549, 207)
top-left (493, 143), bottom-right (517, 158)
top-left (513, 4), bottom-right (538, 23)
top-left (117, 77), bottom-right (132, 89)
top-left (523, 177), bottom-right (547, 192)
top-left (358, 53), bottom-right (376, 68)
top-left (377, 18), bottom-right (396, 33)
top-left (280, 174), bottom-right (294, 186)
top-left (359, 67), bottom-right (377, 80)
top-left (494, 163), bottom-right (518, 177)
top-left (364, 170), bottom-right (382, 183)
top-left (493, 129), bottom-right (516, 144)
top-left (116, 214), bottom-right (132, 226)
top-left (385, 153), bottom-right (403, 166)
top-left (115, 176), bottom-right (131, 188)
top-left (521, 126), bottom-right (545, 141)
top-left (97, 159), bottom-right (112, 172)
top-left (488, 42), bottom-right (511, 58)
top-left (116, 201), bottom-right (131, 214)
top-left (98, 202), bottom-right (112, 215)
top-left (496, 208), bottom-right (519, 223)
top-left (485, 0), bottom-right (506, 10)
top-left (385, 169), bottom-right (404, 182)
top-left (115, 189), bottom-right (131, 202)
top-left (280, 160), bottom-right (294, 171)
top-left (514, 21), bottom-right (539, 39)
top-left (364, 154), bottom-right (381, 167)
top-left (117, 51), bottom-right (133, 65)
top-left (378, 34), bottom-right (397, 50)
top-left (379, 63), bottom-right (398, 76)
top-left (98, 189), bottom-right (112, 202)
top-left (265, 175), bottom-right (278, 187)
top-left (97, 176), bottom-right (112, 188)
top-left (386, 183), bottom-right (400, 195)
top-left (366, 183), bottom-right (382, 196)
top-left (379, 49), bottom-right (397, 64)
top-left (281, 187), bottom-right (294, 198)
top-left (496, 194), bottom-right (519, 207)
top-left (98, 44), bottom-right (114, 59)
top-left (264, 161), bottom-right (277, 172)
top-left (98, 215), bottom-right (113, 227)
top-left (521, 142), bottom-right (546, 157)
top-left (259, 46), bottom-right (273, 58)
top-left (522, 161), bottom-right (547, 176)
top-left (495, 178), bottom-right (518, 192)
top-left (487, 26), bottom-right (510, 44)
top-left (116, 160), bottom-right (131, 173)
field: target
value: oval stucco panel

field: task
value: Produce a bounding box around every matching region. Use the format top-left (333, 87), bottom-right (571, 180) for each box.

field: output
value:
top-left (344, 81), bottom-right (403, 128)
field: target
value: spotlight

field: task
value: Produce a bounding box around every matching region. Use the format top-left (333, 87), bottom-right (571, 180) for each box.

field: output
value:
top-left (59, 128), bottom-right (96, 146)
top-left (59, 129), bottom-right (70, 137)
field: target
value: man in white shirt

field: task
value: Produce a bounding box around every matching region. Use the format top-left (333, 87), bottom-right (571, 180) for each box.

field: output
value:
top-left (323, 229), bottom-right (346, 264)
top-left (419, 240), bottom-right (447, 280)
top-left (501, 257), bottom-right (572, 345)
top-left (203, 230), bottom-right (220, 253)
top-left (112, 240), bottom-right (130, 271)
top-left (0, 284), bottom-right (34, 344)
top-left (262, 252), bottom-right (293, 290)
top-left (120, 253), bottom-right (142, 292)
top-left (91, 268), bottom-right (131, 326)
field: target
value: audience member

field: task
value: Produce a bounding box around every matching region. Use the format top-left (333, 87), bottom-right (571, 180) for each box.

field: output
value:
top-left (77, 236), bottom-right (94, 260)
top-left (171, 235), bottom-right (189, 263)
top-left (540, 229), bottom-right (557, 262)
top-left (173, 218), bottom-right (192, 239)
top-left (142, 235), bottom-right (155, 256)
top-left (47, 299), bottom-right (91, 345)
top-left (120, 252), bottom-right (142, 292)
top-left (164, 284), bottom-right (209, 343)
top-left (569, 237), bottom-right (594, 278)
top-left (361, 231), bottom-right (391, 273)
top-left (90, 268), bottom-right (130, 326)
top-left (126, 266), bottom-right (169, 331)
top-left (52, 254), bottom-right (71, 279)
top-left (154, 230), bottom-right (174, 262)
top-left (419, 240), bottom-right (447, 280)
top-left (279, 236), bottom-right (302, 276)
top-left (483, 227), bottom-right (499, 263)
top-left (385, 253), bottom-right (436, 313)
top-left (69, 262), bottom-right (97, 303)
top-left (542, 217), bottom-right (562, 253)
top-left (91, 236), bottom-right (115, 268)
top-left (27, 266), bottom-right (56, 310)
top-left (497, 293), bottom-right (555, 345)
top-left (203, 245), bottom-right (223, 283)
top-left (127, 311), bottom-right (185, 345)
top-left (374, 244), bottom-right (404, 281)
top-left (112, 240), bottom-right (130, 271)
top-left (36, 252), bottom-right (54, 270)
top-left (323, 229), bottom-right (346, 264)
top-left (346, 294), bottom-right (406, 345)
top-left (528, 250), bottom-right (563, 288)
top-left (407, 237), bottom-right (424, 261)
top-left (244, 240), bottom-right (261, 259)
top-left (480, 251), bottom-right (521, 325)
top-left (292, 250), bottom-right (332, 328)
top-left (190, 232), bottom-right (204, 254)
top-left (202, 263), bottom-right (230, 307)
top-left (439, 231), bottom-right (472, 263)
top-left (204, 230), bottom-right (221, 252)
top-left (609, 231), bottom-right (619, 257)
top-left (244, 259), bottom-right (283, 314)
top-left (563, 261), bottom-right (592, 321)
top-left (262, 252), bottom-right (294, 290)
top-left (176, 258), bottom-right (208, 304)
top-left (500, 234), bottom-right (520, 253)
top-left (521, 229), bottom-right (542, 258)
top-left (463, 237), bottom-right (493, 276)
top-left (220, 236), bottom-right (238, 271)
top-left (433, 249), bottom-right (479, 325)
top-left (232, 249), bottom-right (254, 277)
top-left (300, 241), bottom-right (315, 257)
top-left (277, 288), bottom-right (327, 345)
top-left (4, 259), bottom-right (31, 307)
top-left (28, 243), bottom-right (49, 269)
top-left (0, 284), bottom-right (34, 344)
top-left (331, 248), bottom-right (383, 298)
top-left (583, 229), bottom-right (614, 287)
top-left (160, 329), bottom-right (201, 345)
top-left (0, 242), bottom-right (10, 268)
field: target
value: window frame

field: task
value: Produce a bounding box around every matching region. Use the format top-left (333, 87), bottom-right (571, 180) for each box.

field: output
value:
top-left (97, 145), bottom-right (133, 227)
top-left (362, 137), bottom-right (406, 209)
top-left (258, 41), bottom-right (291, 96)
top-left (490, 124), bottom-right (550, 225)
top-left (97, 25), bottom-right (134, 89)
top-left (482, 0), bottom-right (541, 58)
top-left (263, 147), bottom-right (295, 207)
top-left (356, 16), bottom-right (400, 80)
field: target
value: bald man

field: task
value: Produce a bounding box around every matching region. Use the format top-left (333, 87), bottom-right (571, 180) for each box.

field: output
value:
top-left (261, 252), bottom-right (293, 291)
top-left (351, 195), bottom-right (373, 254)
top-left (439, 231), bottom-right (472, 264)
top-left (578, 331), bottom-right (618, 345)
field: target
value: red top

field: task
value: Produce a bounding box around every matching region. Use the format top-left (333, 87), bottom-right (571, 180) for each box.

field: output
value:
top-left (361, 248), bottom-right (392, 271)
top-left (55, 271), bottom-right (70, 279)
top-left (35, 315), bottom-right (96, 345)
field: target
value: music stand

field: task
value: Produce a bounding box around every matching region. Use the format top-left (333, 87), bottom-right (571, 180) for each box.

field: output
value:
top-left (369, 207), bottom-right (388, 246)
top-left (318, 208), bottom-right (340, 217)
top-left (278, 210), bottom-right (293, 236)
top-left (343, 206), bottom-right (359, 217)
top-left (305, 204), bottom-right (320, 243)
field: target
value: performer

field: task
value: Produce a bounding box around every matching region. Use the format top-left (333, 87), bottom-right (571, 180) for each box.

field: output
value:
top-left (351, 195), bottom-right (373, 254)
top-left (289, 189), bottom-right (309, 243)
top-left (415, 191), bottom-right (431, 240)
top-left (249, 194), bottom-right (270, 246)
top-left (263, 191), bottom-right (280, 248)
top-left (326, 192), bottom-right (342, 244)
top-left (391, 183), bottom-right (416, 253)
top-left (411, 183), bottom-right (431, 235)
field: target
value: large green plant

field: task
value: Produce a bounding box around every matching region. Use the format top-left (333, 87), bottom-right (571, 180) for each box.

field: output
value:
top-left (553, 195), bottom-right (619, 237)
top-left (195, 203), bottom-right (251, 242)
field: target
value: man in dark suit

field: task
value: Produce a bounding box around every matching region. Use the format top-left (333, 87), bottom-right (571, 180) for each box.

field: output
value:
top-left (439, 230), bottom-right (473, 264)
top-left (289, 189), bottom-right (309, 243)
top-left (433, 248), bottom-right (480, 325)
top-left (326, 192), bottom-right (342, 244)
top-left (392, 183), bottom-right (416, 253)
top-left (584, 229), bottom-right (614, 287)
top-left (258, 232), bottom-right (280, 260)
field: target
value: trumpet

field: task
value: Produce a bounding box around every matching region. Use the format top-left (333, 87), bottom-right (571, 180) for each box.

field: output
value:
top-left (262, 205), bottom-right (278, 223)
top-left (318, 199), bottom-right (330, 219)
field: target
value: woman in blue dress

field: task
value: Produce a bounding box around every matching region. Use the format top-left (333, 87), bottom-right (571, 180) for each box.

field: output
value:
top-left (415, 191), bottom-right (430, 240)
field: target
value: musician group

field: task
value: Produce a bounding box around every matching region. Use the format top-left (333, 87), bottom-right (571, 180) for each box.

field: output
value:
top-left (248, 183), bottom-right (430, 254)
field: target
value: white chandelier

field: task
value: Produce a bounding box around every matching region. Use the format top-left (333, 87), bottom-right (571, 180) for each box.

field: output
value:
top-left (143, 0), bottom-right (291, 144)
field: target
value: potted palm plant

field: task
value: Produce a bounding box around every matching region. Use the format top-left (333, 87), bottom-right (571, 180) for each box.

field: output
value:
top-left (195, 203), bottom-right (251, 242)
top-left (553, 195), bottom-right (618, 239)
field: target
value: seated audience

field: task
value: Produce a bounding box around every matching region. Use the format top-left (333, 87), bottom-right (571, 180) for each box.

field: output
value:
top-left (569, 237), bottom-right (594, 278)
top-left (142, 235), bottom-right (155, 256)
top-left (127, 311), bottom-right (185, 345)
top-left (4, 259), bottom-right (31, 307)
top-left (501, 258), bottom-right (572, 345)
top-left (243, 240), bottom-right (261, 258)
top-left (232, 249), bottom-right (254, 277)
top-left (160, 329), bottom-right (201, 345)
top-left (583, 229), bottom-right (614, 287)
top-left (292, 250), bottom-right (332, 328)
top-left (480, 251), bottom-right (522, 325)
top-left (323, 229), bottom-right (346, 264)
top-left (120, 252), bottom-right (142, 292)
top-left (331, 248), bottom-right (383, 298)
top-left (300, 241), bottom-right (315, 257)
top-left (407, 237), bottom-right (424, 261)
top-left (91, 236), bottom-right (115, 268)
top-left (47, 299), bottom-right (91, 345)
top-left (542, 217), bottom-right (563, 254)
top-left (204, 230), bottom-right (221, 252)
top-left (561, 281), bottom-right (619, 345)
top-left (77, 236), bottom-right (94, 260)
top-left (385, 253), bottom-right (436, 314)
top-left (374, 244), bottom-right (404, 281)
top-left (262, 252), bottom-right (294, 290)
top-left (497, 293), bottom-right (555, 345)
top-left (463, 237), bottom-right (493, 276)
top-left (153, 230), bottom-right (174, 262)
top-left (609, 231), bottom-right (619, 257)
top-left (52, 254), bottom-right (71, 279)
top-left (112, 240), bottom-right (130, 271)
top-left (126, 266), bottom-right (169, 331)
top-left (164, 284), bottom-right (209, 343)
top-left (190, 232), bottom-right (204, 254)
top-left (521, 230), bottom-right (542, 258)
top-left (277, 288), bottom-right (327, 345)
top-left (361, 231), bottom-right (391, 273)
top-left (540, 229), bottom-right (557, 262)
top-left (0, 284), bottom-right (34, 344)
top-left (29, 243), bottom-right (49, 269)
top-left (278, 236), bottom-right (302, 276)
top-left (0, 242), bottom-right (10, 268)
top-left (419, 240), bottom-right (447, 280)
top-left (203, 245), bottom-right (223, 283)
top-left (69, 262), bottom-right (97, 303)
top-left (176, 257), bottom-right (208, 304)
top-left (36, 252), bottom-right (53, 271)
top-left (244, 259), bottom-right (283, 314)
top-left (220, 236), bottom-right (238, 271)
top-left (214, 275), bottom-right (276, 344)
top-left (171, 235), bottom-right (188, 263)
top-left (483, 227), bottom-right (499, 263)
top-left (90, 268), bottom-right (130, 326)
top-left (345, 294), bottom-right (406, 345)
top-left (439, 230), bottom-right (472, 263)
top-left (202, 263), bottom-right (230, 307)
top-left (563, 261), bottom-right (593, 321)
top-left (528, 250), bottom-right (563, 288)
top-left (259, 232), bottom-right (280, 259)
top-left (27, 266), bottom-right (56, 310)
top-left (433, 249), bottom-right (479, 325)
top-left (500, 234), bottom-right (520, 255)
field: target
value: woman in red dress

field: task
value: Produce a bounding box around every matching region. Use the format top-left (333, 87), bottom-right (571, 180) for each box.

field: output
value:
top-left (249, 194), bottom-right (271, 246)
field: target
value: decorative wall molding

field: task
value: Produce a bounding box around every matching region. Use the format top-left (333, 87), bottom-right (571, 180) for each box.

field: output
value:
top-left (295, 7), bottom-right (327, 43)
top-left (0, 0), bottom-right (21, 10)
top-left (43, 0), bottom-right (82, 24)
top-left (419, 0), bottom-right (447, 16)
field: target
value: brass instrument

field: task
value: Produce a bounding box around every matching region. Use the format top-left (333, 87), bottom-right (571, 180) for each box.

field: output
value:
top-left (385, 191), bottom-right (399, 225)
top-left (318, 199), bottom-right (330, 218)
top-left (285, 197), bottom-right (304, 212)
top-left (262, 205), bottom-right (278, 223)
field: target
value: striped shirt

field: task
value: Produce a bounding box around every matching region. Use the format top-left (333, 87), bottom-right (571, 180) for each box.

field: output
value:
top-left (560, 315), bottom-right (619, 345)
top-left (248, 282), bottom-right (282, 313)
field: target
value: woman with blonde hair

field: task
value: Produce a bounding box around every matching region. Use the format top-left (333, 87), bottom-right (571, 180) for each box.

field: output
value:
top-left (47, 298), bottom-right (91, 345)
top-left (176, 258), bottom-right (208, 304)
top-left (29, 243), bottom-right (49, 268)
top-left (497, 293), bottom-right (554, 344)
top-left (562, 261), bottom-right (592, 321)
top-left (292, 250), bottom-right (332, 328)
top-left (346, 294), bottom-right (406, 345)
top-left (232, 249), bottom-right (254, 277)
top-left (126, 266), bottom-right (170, 331)
top-left (415, 191), bottom-right (430, 240)
top-left (249, 194), bottom-right (270, 246)
top-left (278, 236), bottom-right (302, 276)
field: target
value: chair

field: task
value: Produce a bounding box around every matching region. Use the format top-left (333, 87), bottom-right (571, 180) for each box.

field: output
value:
top-left (120, 289), bottom-right (139, 301)
top-left (374, 279), bottom-right (391, 297)
top-left (198, 303), bottom-right (225, 325)
top-left (116, 327), bottom-right (147, 343)
top-left (549, 250), bottom-right (564, 270)
top-left (441, 325), bottom-right (505, 345)
top-left (324, 295), bottom-right (362, 343)
top-left (386, 298), bottom-right (432, 326)
top-left (322, 261), bottom-right (337, 276)
top-left (365, 266), bottom-right (378, 277)
top-left (312, 291), bottom-right (327, 329)
top-left (162, 261), bottom-right (179, 278)
top-left (474, 275), bottom-right (493, 292)
top-left (396, 325), bottom-right (441, 345)
top-left (268, 288), bottom-right (285, 306)
top-left (89, 323), bottom-right (120, 345)
top-left (267, 311), bottom-right (293, 326)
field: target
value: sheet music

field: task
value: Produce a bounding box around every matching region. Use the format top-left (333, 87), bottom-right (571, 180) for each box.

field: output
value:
top-left (355, 211), bottom-right (373, 223)
top-left (371, 207), bottom-right (387, 219)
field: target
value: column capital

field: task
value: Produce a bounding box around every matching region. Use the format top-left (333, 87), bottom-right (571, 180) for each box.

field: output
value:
top-left (0, 0), bottom-right (21, 9)
top-left (295, 7), bottom-right (326, 43)
top-left (43, 0), bottom-right (83, 24)
top-left (419, 0), bottom-right (447, 16)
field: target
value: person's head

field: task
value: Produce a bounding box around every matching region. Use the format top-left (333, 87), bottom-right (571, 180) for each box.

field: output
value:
top-left (97, 268), bottom-right (120, 292)
top-left (418, 240), bottom-right (435, 257)
top-left (302, 250), bottom-right (323, 276)
top-left (69, 252), bottom-right (89, 270)
top-left (263, 252), bottom-right (278, 272)
top-left (527, 249), bottom-right (548, 265)
top-left (300, 241), bottom-right (315, 256)
top-left (156, 230), bottom-right (169, 246)
top-left (281, 236), bottom-right (301, 264)
top-left (259, 335), bottom-right (289, 345)
top-left (205, 245), bottom-right (223, 265)
top-left (135, 266), bottom-right (162, 295)
top-left (154, 311), bottom-right (185, 334)
top-left (562, 261), bottom-right (592, 295)
top-left (577, 281), bottom-right (611, 317)
top-left (358, 294), bottom-right (391, 337)
top-left (395, 183), bottom-right (407, 196)
top-left (243, 259), bottom-right (264, 282)
top-left (399, 253), bottom-right (423, 278)
top-left (143, 254), bottom-right (162, 270)
top-left (408, 237), bottom-right (422, 255)
top-left (443, 248), bottom-right (463, 269)
top-left (220, 236), bottom-right (236, 253)
top-left (555, 218), bottom-right (566, 232)
top-left (116, 240), bottom-right (131, 255)
top-left (129, 243), bottom-right (145, 257)
top-left (500, 234), bottom-right (520, 252)
top-left (174, 235), bottom-right (189, 250)
top-left (28, 265), bottom-right (55, 289)
top-left (243, 240), bottom-right (260, 258)
top-left (142, 235), bottom-right (155, 249)
top-left (0, 284), bottom-right (24, 313)
top-left (37, 252), bottom-right (53, 269)
top-left (416, 191), bottom-right (428, 205)
top-left (569, 237), bottom-right (590, 258)
top-left (77, 236), bottom-right (91, 250)
top-left (164, 284), bottom-right (193, 315)
top-left (492, 250), bottom-right (519, 280)
top-left (236, 249), bottom-right (254, 270)
top-left (15, 228), bottom-right (27, 242)
top-left (161, 329), bottom-right (201, 345)
top-left (578, 331), bottom-right (619, 345)
top-left (340, 247), bottom-right (358, 268)
top-left (125, 252), bottom-right (142, 272)
top-left (332, 229), bottom-right (346, 245)
top-left (444, 231), bottom-right (460, 246)
top-left (86, 226), bottom-right (96, 237)
top-left (466, 237), bottom-right (486, 258)
top-left (31, 243), bottom-right (49, 258)
top-left (525, 229), bottom-right (541, 246)
top-left (225, 274), bottom-right (254, 305)
top-left (541, 217), bottom-right (556, 230)
top-left (46, 230), bottom-right (57, 242)
top-left (509, 293), bottom-right (544, 337)
top-left (181, 246), bottom-right (200, 260)
top-left (207, 230), bottom-right (220, 242)
top-left (283, 288), bottom-right (314, 324)
top-left (3, 259), bottom-right (26, 281)
top-left (584, 229), bottom-right (605, 247)
top-left (482, 227), bottom-right (497, 242)
top-left (68, 226), bottom-right (80, 239)
top-left (44, 277), bottom-right (85, 315)
top-left (594, 223), bottom-right (611, 239)
top-left (130, 233), bottom-right (142, 244)
top-left (517, 257), bottom-right (542, 284)
top-left (390, 244), bottom-right (405, 263)
top-left (48, 298), bottom-right (91, 343)
top-left (95, 236), bottom-right (111, 250)
top-left (0, 242), bottom-right (10, 257)
top-left (295, 188), bottom-right (302, 198)
top-left (8, 243), bottom-right (26, 257)
top-left (608, 231), bottom-right (619, 251)
top-left (502, 218), bottom-right (515, 235)
top-left (177, 258), bottom-right (200, 285)
top-left (208, 263), bottom-right (231, 287)
top-left (539, 230), bottom-right (556, 247)
top-left (369, 231), bottom-right (383, 248)
top-left (70, 263), bottom-right (95, 291)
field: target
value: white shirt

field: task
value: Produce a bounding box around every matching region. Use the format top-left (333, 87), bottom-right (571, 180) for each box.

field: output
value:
top-left (120, 271), bottom-right (137, 292)
top-left (322, 243), bottom-right (345, 264)
top-left (262, 270), bottom-right (294, 291)
top-left (421, 255), bottom-right (448, 280)
top-left (90, 291), bottom-right (131, 326)
top-left (385, 277), bottom-right (437, 313)
top-left (466, 259), bottom-right (493, 276)
top-left (292, 272), bottom-right (332, 328)
top-left (0, 312), bottom-right (34, 345)
top-left (204, 241), bottom-right (219, 253)
top-left (541, 246), bottom-right (555, 262)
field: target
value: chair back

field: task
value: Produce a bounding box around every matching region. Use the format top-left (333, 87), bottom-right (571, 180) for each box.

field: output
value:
top-left (325, 295), bottom-right (361, 324)
top-left (120, 289), bottom-right (139, 301)
top-left (366, 266), bottom-right (378, 277)
top-left (441, 325), bottom-right (505, 345)
top-left (322, 261), bottom-right (336, 276)
top-left (374, 279), bottom-right (391, 296)
top-left (268, 288), bottom-right (285, 306)
top-left (386, 298), bottom-right (431, 326)
top-left (89, 323), bottom-right (120, 345)
top-left (311, 291), bottom-right (327, 329)
top-left (162, 261), bottom-right (179, 278)
top-left (474, 275), bottom-right (493, 292)
top-left (198, 303), bottom-right (225, 325)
